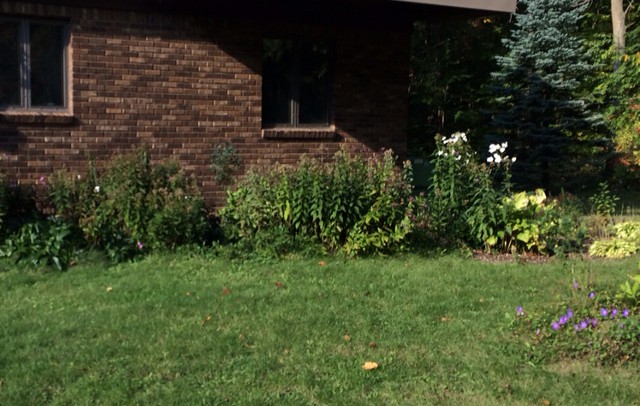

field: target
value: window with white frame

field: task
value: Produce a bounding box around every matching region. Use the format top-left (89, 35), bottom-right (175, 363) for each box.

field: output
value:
top-left (0, 18), bottom-right (69, 110)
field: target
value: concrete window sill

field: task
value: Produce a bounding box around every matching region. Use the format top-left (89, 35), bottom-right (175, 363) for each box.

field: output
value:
top-left (0, 112), bottom-right (76, 125)
top-left (262, 127), bottom-right (338, 140)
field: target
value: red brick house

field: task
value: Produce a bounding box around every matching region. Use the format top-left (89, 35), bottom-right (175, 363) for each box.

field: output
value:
top-left (0, 0), bottom-right (515, 205)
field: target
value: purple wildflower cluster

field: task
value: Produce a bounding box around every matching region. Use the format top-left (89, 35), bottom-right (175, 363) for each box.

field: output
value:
top-left (599, 307), bottom-right (630, 320)
top-left (551, 307), bottom-right (575, 331)
top-left (550, 302), bottom-right (631, 333)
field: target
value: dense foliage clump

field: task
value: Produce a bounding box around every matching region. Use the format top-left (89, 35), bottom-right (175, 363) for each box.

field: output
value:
top-left (220, 148), bottom-right (426, 257)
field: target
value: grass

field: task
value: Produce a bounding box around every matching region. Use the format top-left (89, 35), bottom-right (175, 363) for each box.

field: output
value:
top-left (2, 253), bottom-right (640, 405)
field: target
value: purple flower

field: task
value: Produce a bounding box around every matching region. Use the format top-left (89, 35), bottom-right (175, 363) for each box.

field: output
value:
top-left (623, 308), bottom-right (630, 318)
top-left (136, 241), bottom-right (144, 250)
top-left (611, 308), bottom-right (618, 319)
top-left (559, 315), bottom-right (569, 325)
top-left (579, 320), bottom-right (588, 330)
top-left (574, 324), bottom-right (580, 331)
top-left (552, 322), bottom-right (560, 331)
top-left (38, 176), bottom-right (46, 185)
top-left (516, 306), bottom-right (524, 316)
top-left (566, 308), bottom-right (573, 319)
top-left (591, 318), bottom-right (598, 328)
top-left (572, 281), bottom-right (579, 289)
top-left (589, 291), bottom-right (596, 299)
top-left (600, 308), bottom-right (608, 318)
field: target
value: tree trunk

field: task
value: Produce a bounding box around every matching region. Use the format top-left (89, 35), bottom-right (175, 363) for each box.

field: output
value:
top-left (611, 0), bottom-right (626, 52)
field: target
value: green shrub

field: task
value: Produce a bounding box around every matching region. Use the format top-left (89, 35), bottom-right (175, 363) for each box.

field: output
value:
top-left (616, 272), bottom-right (640, 308)
top-left (428, 133), bottom-right (517, 249)
top-left (48, 149), bottom-right (209, 262)
top-left (589, 221), bottom-right (640, 258)
top-left (210, 142), bottom-right (241, 184)
top-left (589, 181), bottom-right (620, 218)
top-left (220, 148), bottom-right (415, 256)
top-left (427, 133), bottom-right (588, 255)
top-left (0, 216), bottom-right (76, 271)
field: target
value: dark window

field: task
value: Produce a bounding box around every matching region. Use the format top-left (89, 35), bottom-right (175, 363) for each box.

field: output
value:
top-left (262, 39), bottom-right (332, 127)
top-left (0, 18), bottom-right (68, 110)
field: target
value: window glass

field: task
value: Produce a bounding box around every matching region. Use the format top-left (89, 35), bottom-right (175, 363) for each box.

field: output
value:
top-left (262, 38), bottom-right (332, 127)
top-left (298, 41), bottom-right (330, 125)
top-left (0, 20), bottom-right (21, 106)
top-left (30, 23), bottom-right (65, 107)
top-left (263, 39), bottom-right (294, 125)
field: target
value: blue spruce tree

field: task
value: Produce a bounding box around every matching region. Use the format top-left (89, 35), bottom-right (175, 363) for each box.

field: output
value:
top-left (491, 0), bottom-right (606, 191)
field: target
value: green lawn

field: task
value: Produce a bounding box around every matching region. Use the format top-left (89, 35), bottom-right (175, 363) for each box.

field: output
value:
top-left (1, 253), bottom-right (640, 405)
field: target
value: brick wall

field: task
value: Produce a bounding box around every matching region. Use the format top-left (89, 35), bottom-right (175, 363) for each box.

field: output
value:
top-left (0, 1), bottom-right (410, 207)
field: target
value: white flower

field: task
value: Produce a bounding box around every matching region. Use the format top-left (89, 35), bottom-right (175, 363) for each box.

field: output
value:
top-left (500, 147), bottom-right (506, 153)
top-left (501, 142), bottom-right (508, 149)
top-left (511, 157), bottom-right (517, 163)
top-left (493, 154), bottom-right (502, 164)
top-left (437, 150), bottom-right (443, 156)
top-left (94, 185), bottom-right (100, 193)
top-left (487, 156), bottom-right (494, 163)
top-left (489, 144), bottom-right (499, 154)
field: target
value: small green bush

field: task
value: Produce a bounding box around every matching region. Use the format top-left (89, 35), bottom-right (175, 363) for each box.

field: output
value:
top-left (48, 149), bottom-right (209, 262)
top-left (428, 133), bottom-right (587, 255)
top-left (0, 216), bottom-right (76, 271)
top-left (220, 148), bottom-right (416, 256)
top-left (589, 221), bottom-right (640, 258)
top-left (589, 181), bottom-right (620, 218)
top-left (428, 133), bottom-right (515, 248)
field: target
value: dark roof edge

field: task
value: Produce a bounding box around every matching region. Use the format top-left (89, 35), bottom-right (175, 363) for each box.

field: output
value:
top-left (389, 0), bottom-right (516, 13)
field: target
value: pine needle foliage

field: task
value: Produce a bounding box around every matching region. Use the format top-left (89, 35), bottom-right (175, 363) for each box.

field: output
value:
top-left (491, 0), bottom-right (608, 192)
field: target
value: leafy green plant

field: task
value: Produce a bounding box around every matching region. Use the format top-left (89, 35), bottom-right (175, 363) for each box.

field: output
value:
top-left (210, 142), bottom-right (241, 184)
top-left (485, 189), bottom-right (548, 253)
top-left (589, 239), bottom-right (639, 259)
top-left (428, 133), bottom-right (515, 247)
top-left (589, 181), bottom-right (620, 217)
top-left (48, 149), bottom-right (209, 262)
top-left (0, 216), bottom-right (76, 271)
top-left (616, 271), bottom-right (640, 308)
top-left (220, 148), bottom-right (415, 256)
top-left (589, 221), bottom-right (640, 258)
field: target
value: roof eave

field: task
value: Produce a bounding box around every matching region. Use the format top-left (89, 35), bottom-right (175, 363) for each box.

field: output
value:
top-left (388, 0), bottom-right (516, 13)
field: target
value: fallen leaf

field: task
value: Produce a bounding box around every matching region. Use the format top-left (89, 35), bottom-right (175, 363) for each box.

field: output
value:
top-left (201, 315), bottom-right (212, 326)
top-left (222, 287), bottom-right (231, 296)
top-left (440, 316), bottom-right (451, 322)
top-left (479, 297), bottom-right (485, 303)
top-left (542, 400), bottom-right (551, 406)
top-left (369, 341), bottom-right (377, 348)
top-left (362, 361), bottom-right (379, 370)
top-left (186, 291), bottom-right (191, 296)
top-left (106, 286), bottom-right (113, 292)
top-left (319, 261), bottom-right (327, 266)
top-left (343, 334), bottom-right (351, 342)
top-left (274, 281), bottom-right (285, 289)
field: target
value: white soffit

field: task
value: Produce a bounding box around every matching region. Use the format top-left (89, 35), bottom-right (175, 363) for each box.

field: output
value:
top-left (390, 0), bottom-right (517, 13)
